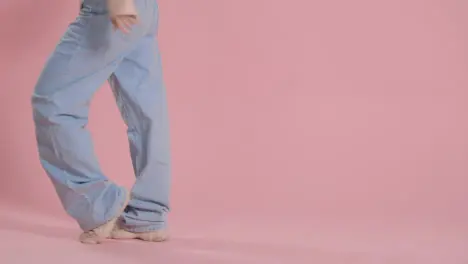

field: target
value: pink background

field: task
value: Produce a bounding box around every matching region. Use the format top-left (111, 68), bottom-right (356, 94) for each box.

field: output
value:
top-left (1, 0), bottom-right (467, 263)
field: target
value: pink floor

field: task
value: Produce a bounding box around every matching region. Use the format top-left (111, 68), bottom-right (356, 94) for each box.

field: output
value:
top-left (1, 204), bottom-right (467, 263)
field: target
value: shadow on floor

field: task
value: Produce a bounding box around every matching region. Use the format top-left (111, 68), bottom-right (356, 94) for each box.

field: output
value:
top-left (0, 212), bottom-right (356, 263)
top-left (0, 212), bottom-right (444, 264)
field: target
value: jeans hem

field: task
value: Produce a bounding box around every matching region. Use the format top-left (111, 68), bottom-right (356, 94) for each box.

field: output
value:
top-left (79, 186), bottom-right (127, 232)
top-left (123, 223), bottom-right (167, 233)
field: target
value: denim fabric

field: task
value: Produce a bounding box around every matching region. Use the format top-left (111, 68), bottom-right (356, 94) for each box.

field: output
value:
top-left (32, 0), bottom-right (170, 232)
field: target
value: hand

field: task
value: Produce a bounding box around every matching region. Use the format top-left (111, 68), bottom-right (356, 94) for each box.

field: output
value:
top-left (111, 14), bottom-right (139, 34)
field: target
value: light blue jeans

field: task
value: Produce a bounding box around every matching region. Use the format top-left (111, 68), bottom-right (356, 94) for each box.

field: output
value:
top-left (31, 0), bottom-right (170, 233)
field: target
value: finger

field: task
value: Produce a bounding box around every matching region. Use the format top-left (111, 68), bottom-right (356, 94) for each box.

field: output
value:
top-left (115, 19), bottom-right (130, 34)
top-left (121, 17), bottom-right (134, 31)
top-left (111, 17), bottom-right (120, 31)
top-left (112, 22), bottom-right (118, 31)
top-left (129, 15), bottom-right (139, 24)
top-left (125, 14), bottom-right (139, 24)
top-left (123, 15), bottom-right (139, 27)
top-left (111, 15), bottom-right (138, 33)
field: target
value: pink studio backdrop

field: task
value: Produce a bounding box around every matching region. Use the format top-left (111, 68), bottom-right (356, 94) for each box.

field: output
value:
top-left (0, 0), bottom-right (467, 261)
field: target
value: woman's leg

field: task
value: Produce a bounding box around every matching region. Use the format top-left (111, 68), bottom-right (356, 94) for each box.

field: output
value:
top-left (108, 3), bottom-right (171, 240)
top-left (32, 0), bottom-right (152, 242)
